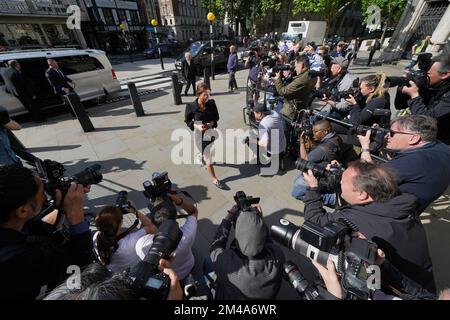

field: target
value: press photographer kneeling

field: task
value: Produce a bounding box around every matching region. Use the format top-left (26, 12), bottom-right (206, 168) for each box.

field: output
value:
top-left (301, 160), bottom-right (436, 293)
top-left (291, 119), bottom-right (344, 206)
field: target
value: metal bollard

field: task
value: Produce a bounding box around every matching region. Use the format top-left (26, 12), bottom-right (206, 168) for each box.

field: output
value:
top-left (171, 72), bottom-right (183, 105)
top-left (127, 82), bottom-right (145, 116)
top-left (203, 67), bottom-right (211, 88)
top-left (64, 93), bottom-right (95, 132)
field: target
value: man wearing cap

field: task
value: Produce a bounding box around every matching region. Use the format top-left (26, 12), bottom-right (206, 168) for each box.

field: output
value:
top-left (321, 56), bottom-right (359, 120)
top-left (252, 103), bottom-right (286, 156)
top-left (209, 204), bottom-right (285, 299)
top-left (330, 41), bottom-right (346, 58)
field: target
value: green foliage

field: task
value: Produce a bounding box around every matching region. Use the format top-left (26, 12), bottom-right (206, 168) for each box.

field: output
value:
top-left (291, 0), bottom-right (350, 23)
top-left (361, 0), bottom-right (407, 26)
top-left (200, 0), bottom-right (282, 21)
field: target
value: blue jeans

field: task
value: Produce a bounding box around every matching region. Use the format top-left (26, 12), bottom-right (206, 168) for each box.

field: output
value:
top-left (291, 175), bottom-right (336, 206)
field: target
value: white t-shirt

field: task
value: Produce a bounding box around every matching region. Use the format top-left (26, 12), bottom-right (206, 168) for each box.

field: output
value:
top-left (259, 111), bottom-right (286, 154)
top-left (93, 228), bottom-right (147, 273)
top-left (135, 216), bottom-right (197, 280)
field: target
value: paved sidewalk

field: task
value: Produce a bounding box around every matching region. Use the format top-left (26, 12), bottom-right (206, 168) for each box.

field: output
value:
top-left (14, 61), bottom-right (450, 295)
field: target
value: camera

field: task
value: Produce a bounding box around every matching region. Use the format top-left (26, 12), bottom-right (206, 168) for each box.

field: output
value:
top-left (349, 124), bottom-right (389, 138)
top-left (143, 172), bottom-right (172, 201)
top-left (387, 52), bottom-right (432, 89)
top-left (129, 219), bottom-right (182, 300)
top-left (269, 64), bottom-right (293, 78)
top-left (292, 121), bottom-right (313, 138)
top-left (295, 158), bottom-right (343, 192)
top-left (115, 191), bottom-right (130, 214)
top-left (234, 191), bottom-right (260, 212)
top-left (284, 261), bottom-right (323, 300)
top-left (271, 218), bottom-right (378, 300)
top-left (35, 159), bottom-right (102, 197)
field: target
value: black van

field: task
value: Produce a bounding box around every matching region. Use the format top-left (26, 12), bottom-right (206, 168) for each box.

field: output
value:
top-left (174, 40), bottom-right (231, 76)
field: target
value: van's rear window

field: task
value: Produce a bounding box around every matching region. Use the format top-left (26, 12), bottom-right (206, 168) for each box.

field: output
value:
top-left (57, 55), bottom-right (104, 75)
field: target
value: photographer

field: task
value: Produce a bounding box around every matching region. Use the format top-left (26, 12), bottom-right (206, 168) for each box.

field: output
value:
top-left (320, 57), bottom-right (358, 120)
top-left (401, 53), bottom-right (450, 144)
top-left (311, 241), bottom-right (437, 300)
top-left (274, 55), bottom-right (313, 120)
top-left (0, 106), bottom-right (22, 166)
top-left (287, 41), bottom-right (302, 63)
top-left (358, 115), bottom-right (450, 214)
top-left (135, 192), bottom-right (198, 283)
top-left (303, 42), bottom-right (324, 71)
top-left (302, 160), bottom-right (436, 293)
top-left (184, 83), bottom-right (224, 189)
top-left (250, 103), bottom-right (286, 167)
top-left (93, 202), bottom-right (155, 273)
top-left (0, 165), bottom-right (93, 299)
top-left (291, 120), bottom-right (343, 205)
top-left (345, 73), bottom-right (390, 128)
top-left (209, 204), bottom-right (285, 300)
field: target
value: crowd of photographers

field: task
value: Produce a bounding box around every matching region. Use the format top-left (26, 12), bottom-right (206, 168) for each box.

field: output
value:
top-left (1, 38), bottom-right (450, 301)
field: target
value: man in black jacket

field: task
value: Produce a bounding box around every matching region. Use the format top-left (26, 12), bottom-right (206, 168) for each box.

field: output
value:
top-left (1, 60), bottom-right (44, 123)
top-left (402, 53), bottom-right (450, 144)
top-left (302, 160), bottom-right (435, 293)
top-left (0, 165), bottom-right (93, 300)
top-left (45, 58), bottom-right (76, 117)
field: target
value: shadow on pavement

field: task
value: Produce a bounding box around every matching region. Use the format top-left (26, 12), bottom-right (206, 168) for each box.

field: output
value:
top-left (27, 144), bottom-right (82, 152)
top-left (93, 125), bottom-right (141, 132)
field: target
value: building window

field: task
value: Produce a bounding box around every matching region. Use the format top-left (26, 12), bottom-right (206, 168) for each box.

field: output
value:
top-left (102, 8), bottom-right (115, 25)
top-left (130, 11), bottom-right (139, 25)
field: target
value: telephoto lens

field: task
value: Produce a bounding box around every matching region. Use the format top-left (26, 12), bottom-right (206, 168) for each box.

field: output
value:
top-left (294, 159), bottom-right (327, 177)
top-left (284, 261), bottom-right (322, 300)
top-left (70, 164), bottom-right (103, 186)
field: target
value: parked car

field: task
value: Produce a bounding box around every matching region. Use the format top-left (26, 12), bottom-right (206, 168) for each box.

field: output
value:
top-left (144, 43), bottom-right (182, 59)
top-left (0, 48), bottom-right (121, 116)
top-left (174, 40), bottom-right (231, 76)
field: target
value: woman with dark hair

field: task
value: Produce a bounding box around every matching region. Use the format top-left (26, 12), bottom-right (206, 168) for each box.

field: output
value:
top-left (93, 204), bottom-right (156, 273)
top-left (184, 82), bottom-right (225, 189)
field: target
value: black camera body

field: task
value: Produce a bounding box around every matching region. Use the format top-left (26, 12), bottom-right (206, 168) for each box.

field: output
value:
top-left (143, 172), bottom-right (172, 201)
top-left (271, 218), bottom-right (378, 300)
top-left (292, 121), bottom-right (313, 138)
top-left (294, 158), bottom-right (343, 192)
top-left (234, 191), bottom-right (260, 212)
top-left (35, 159), bottom-right (102, 196)
top-left (115, 191), bottom-right (130, 214)
top-left (129, 219), bottom-right (182, 300)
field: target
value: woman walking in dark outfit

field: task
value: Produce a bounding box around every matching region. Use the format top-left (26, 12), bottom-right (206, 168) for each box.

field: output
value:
top-left (185, 83), bottom-right (225, 189)
top-left (182, 52), bottom-right (196, 96)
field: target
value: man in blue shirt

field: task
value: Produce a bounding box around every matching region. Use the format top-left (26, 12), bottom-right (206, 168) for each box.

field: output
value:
top-left (359, 115), bottom-right (450, 214)
top-left (227, 45), bottom-right (238, 93)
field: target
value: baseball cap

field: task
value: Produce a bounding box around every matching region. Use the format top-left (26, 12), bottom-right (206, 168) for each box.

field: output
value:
top-left (331, 56), bottom-right (349, 68)
top-left (254, 102), bottom-right (268, 113)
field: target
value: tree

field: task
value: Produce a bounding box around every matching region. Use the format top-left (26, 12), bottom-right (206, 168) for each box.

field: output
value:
top-left (200, 0), bottom-right (282, 35)
top-left (291, 0), bottom-right (353, 38)
top-left (361, 0), bottom-right (407, 44)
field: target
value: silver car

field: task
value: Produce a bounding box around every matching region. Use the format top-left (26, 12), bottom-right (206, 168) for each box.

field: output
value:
top-left (0, 49), bottom-right (121, 116)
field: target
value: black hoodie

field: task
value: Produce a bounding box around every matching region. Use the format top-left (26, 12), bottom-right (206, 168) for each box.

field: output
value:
top-left (303, 189), bottom-right (435, 293)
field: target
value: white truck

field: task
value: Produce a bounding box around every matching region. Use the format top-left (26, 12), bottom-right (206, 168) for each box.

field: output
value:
top-left (279, 21), bottom-right (327, 51)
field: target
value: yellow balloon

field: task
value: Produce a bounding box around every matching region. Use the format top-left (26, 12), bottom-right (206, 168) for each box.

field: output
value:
top-left (119, 23), bottom-right (125, 30)
top-left (151, 19), bottom-right (158, 26)
top-left (207, 12), bottom-right (215, 22)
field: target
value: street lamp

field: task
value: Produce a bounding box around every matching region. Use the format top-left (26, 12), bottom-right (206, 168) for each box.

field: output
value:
top-left (207, 12), bottom-right (215, 80)
top-left (151, 19), bottom-right (164, 70)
